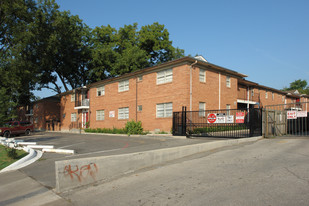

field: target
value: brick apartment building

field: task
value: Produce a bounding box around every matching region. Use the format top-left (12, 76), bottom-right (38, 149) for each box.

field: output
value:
top-left (18, 56), bottom-right (309, 132)
top-left (58, 56), bottom-right (308, 133)
top-left (18, 96), bottom-right (61, 131)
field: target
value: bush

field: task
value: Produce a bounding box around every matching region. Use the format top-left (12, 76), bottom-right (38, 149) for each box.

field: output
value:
top-left (84, 120), bottom-right (145, 135)
top-left (125, 120), bottom-right (143, 135)
top-left (5, 148), bottom-right (18, 159)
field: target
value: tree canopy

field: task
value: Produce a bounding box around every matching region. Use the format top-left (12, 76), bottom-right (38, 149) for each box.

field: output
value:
top-left (283, 79), bottom-right (309, 95)
top-left (0, 0), bottom-right (184, 122)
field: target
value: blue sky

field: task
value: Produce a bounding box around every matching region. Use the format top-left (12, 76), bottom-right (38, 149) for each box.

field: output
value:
top-left (35, 0), bottom-right (309, 98)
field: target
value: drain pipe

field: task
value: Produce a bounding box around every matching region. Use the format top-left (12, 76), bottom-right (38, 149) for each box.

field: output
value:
top-left (190, 60), bottom-right (198, 111)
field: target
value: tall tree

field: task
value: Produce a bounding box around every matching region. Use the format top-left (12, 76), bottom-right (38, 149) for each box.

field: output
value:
top-left (283, 79), bottom-right (309, 95)
top-left (0, 0), bottom-right (37, 123)
top-left (89, 22), bottom-right (184, 82)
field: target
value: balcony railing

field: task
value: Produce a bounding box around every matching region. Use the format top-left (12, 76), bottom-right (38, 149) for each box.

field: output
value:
top-left (237, 91), bottom-right (260, 102)
top-left (75, 99), bottom-right (89, 108)
top-left (25, 109), bottom-right (33, 116)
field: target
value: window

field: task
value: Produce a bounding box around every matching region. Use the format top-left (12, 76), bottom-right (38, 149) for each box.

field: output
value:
top-left (96, 110), bottom-right (105, 121)
top-left (226, 76), bottom-right (231, 87)
top-left (272, 92), bottom-right (274, 100)
top-left (118, 107), bottom-right (129, 119)
top-left (157, 68), bottom-right (173, 84)
top-left (251, 89), bottom-right (254, 97)
top-left (138, 76), bottom-right (143, 81)
top-left (226, 104), bottom-right (231, 116)
top-left (118, 80), bottom-right (129, 92)
top-left (199, 102), bottom-right (206, 117)
top-left (71, 113), bottom-right (77, 122)
top-left (265, 91), bottom-right (268, 99)
top-left (97, 86), bottom-right (105, 96)
top-left (199, 69), bottom-right (206, 82)
top-left (71, 93), bottom-right (75, 102)
top-left (282, 96), bottom-right (284, 102)
top-left (137, 105), bottom-right (142, 112)
top-left (156, 102), bottom-right (173, 118)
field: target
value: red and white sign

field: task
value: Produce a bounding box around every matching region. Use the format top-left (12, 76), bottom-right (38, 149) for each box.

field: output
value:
top-left (236, 112), bottom-right (245, 123)
top-left (287, 111), bottom-right (297, 119)
top-left (297, 111), bottom-right (307, 118)
top-left (207, 113), bottom-right (217, 123)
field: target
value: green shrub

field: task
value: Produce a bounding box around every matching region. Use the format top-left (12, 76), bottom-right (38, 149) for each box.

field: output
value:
top-left (125, 120), bottom-right (143, 135)
top-left (5, 147), bottom-right (18, 159)
top-left (84, 120), bottom-right (146, 135)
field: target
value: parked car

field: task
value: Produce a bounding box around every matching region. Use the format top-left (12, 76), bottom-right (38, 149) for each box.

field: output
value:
top-left (0, 121), bottom-right (34, 138)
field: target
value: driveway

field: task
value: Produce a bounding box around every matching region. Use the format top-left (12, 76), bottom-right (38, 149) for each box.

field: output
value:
top-left (15, 132), bottom-right (225, 189)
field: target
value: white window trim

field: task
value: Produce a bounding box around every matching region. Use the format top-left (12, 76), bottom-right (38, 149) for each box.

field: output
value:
top-left (199, 69), bottom-right (206, 82)
top-left (96, 110), bottom-right (105, 121)
top-left (118, 107), bottom-right (129, 119)
top-left (157, 68), bottom-right (173, 85)
top-left (156, 102), bottom-right (173, 118)
top-left (71, 113), bottom-right (77, 122)
top-left (226, 104), bottom-right (231, 116)
top-left (265, 91), bottom-right (268, 99)
top-left (118, 80), bottom-right (129, 92)
top-left (199, 102), bottom-right (206, 117)
top-left (97, 86), bottom-right (105, 96)
top-left (226, 76), bottom-right (231, 88)
top-left (71, 94), bottom-right (75, 102)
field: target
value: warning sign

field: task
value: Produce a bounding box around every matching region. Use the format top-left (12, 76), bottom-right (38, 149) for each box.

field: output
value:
top-left (216, 113), bottom-right (226, 123)
top-left (297, 111), bottom-right (307, 118)
top-left (226, 115), bottom-right (234, 123)
top-left (236, 112), bottom-right (245, 123)
top-left (207, 113), bottom-right (217, 123)
top-left (287, 111), bottom-right (297, 119)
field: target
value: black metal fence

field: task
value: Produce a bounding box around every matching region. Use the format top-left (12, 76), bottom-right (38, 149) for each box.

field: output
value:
top-left (173, 107), bottom-right (262, 138)
top-left (264, 102), bottom-right (309, 137)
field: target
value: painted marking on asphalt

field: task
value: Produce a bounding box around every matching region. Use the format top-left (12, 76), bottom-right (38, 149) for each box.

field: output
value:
top-left (59, 142), bottom-right (85, 149)
top-left (65, 148), bottom-right (122, 158)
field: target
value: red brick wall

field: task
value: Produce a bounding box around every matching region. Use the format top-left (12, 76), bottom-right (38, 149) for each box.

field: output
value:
top-left (88, 65), bottom-right (190, 132)
top-left (33, 101), bottom-right (60, 131)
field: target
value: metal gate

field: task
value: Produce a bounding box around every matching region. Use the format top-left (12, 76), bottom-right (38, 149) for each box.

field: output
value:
top-left (173, 107), bottom-right (262, 138)
top-left (263, 102), bottom-right (309, 137)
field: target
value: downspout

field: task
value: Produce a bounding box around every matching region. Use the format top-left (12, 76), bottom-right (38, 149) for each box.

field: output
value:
top-left (136, 77), bottom-right (138, 121)
top-left (247, 86), bottom-right (250, 123)
top-left (190, 60), bottom-right (198, 111)
top-left (219, 73), bottom-right (221, 110)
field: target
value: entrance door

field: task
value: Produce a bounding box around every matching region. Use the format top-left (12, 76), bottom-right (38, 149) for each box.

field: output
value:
top-left (82, 110), bottom-right (89, 128)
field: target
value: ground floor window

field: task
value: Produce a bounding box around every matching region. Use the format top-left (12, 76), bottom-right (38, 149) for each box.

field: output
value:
top-left (199, 102), bottom-right (206, 117)
top-left (71, 113), bottom-right (77, 122)
top-left (156, 102), bottom-right (173, 118)
top-left (96, 110), bottom-right (105, 120)
top-left (118, 107), bottom-right (129, 119)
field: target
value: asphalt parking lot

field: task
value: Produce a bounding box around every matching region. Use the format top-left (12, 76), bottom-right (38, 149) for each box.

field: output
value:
top-left (14, 132), bottom-right (226, 189)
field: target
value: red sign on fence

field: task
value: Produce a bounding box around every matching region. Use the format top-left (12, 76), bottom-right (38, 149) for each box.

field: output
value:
top-left (207, 113), bottom-right (217, 123)
top-left (236, 112), bottom-right (245, 123)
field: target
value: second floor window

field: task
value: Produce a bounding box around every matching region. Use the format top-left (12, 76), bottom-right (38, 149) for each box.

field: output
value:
top-left (226, 76), bottom-right (231, 87)
top-left (71, 93), bottom-right (75, 102)
top-left (157, 68), bottom-right (173, 84)
top-left (199, 69), bottom-right (206, 82)
top-left (119, 80), bottom-right (129, 92)
top-left (97, 86), bottom-right (105, 96)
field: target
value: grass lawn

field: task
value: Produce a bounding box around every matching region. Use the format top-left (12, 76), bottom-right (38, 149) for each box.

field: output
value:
top-left (0, 145), bottom-right (28, 170)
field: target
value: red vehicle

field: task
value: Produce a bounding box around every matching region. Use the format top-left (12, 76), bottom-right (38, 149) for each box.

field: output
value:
top-left (0, 121), bottom-right (34, 138)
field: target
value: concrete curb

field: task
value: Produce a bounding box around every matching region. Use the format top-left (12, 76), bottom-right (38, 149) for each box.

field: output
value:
top-left (55, 136), bottom-right (263, 193)
top-left (0, 148), bottom-right (43, 173)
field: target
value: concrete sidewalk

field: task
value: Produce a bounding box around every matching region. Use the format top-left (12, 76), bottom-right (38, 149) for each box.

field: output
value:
top-left (0, 170), bottom-right (71, 206)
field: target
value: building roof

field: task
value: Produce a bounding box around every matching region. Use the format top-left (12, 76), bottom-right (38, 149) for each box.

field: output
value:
top-left (60, 56), bottom-right (248, 96)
